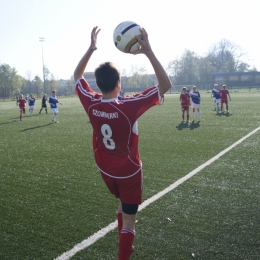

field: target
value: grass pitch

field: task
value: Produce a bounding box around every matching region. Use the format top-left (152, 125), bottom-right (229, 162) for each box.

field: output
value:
top-left (0, 92), bottom-right (260, 259)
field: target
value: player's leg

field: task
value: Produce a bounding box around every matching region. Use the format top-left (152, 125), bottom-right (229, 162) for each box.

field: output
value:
top-left (119, 203), bottom-right (137, 260)
top-left (182, 108), bottom-right (185, 121)
top-left (192, 106), bottom-right (195, 119)
top-left (226, 101), bottom-right (229, 112)
top-left (117, 202), bottom-right (123, 238)
top-left (197, 108), bottom-right (201, 119)
top-left (20, 108), bottom-right (22, 121)
top-left (220, 101), bottom-right (223, 111)
top-left (186, 107), bottom-right (190, 122)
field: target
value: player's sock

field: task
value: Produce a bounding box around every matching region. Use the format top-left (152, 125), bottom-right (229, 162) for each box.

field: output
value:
top-left (116, 211), bottom-right (123, 238)
top-left (182, 114), bottom-right (184, 120)
top-left (118, 229), bottom-right (135, 260)
top-left (198, 112), bottom-right (201, 119)
top-left (187, 115), bottom-right (189, 121)
top-left (20, 114), bottom-right (22, 120)
top-left (226, 105), bottom-right (228, 111)
top-left (192, 112), bottom-right (195, 119)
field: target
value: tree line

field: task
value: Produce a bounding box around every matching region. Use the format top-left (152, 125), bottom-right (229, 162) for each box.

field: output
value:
top-left (0, 38), bottom-right (257, 99)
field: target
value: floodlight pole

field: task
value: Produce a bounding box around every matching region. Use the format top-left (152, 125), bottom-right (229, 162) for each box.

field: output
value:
top-left (39, 37), bottom-right (46, 94)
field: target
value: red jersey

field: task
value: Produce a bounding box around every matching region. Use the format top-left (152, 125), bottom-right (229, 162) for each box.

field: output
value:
top-left (75, 78), bottom-right (160, 179)
top-left (180, 92), bottom-right (190, 106)
top-left (219, 89), bottom-right (229, 100)
top-left (17, 98), bottom-right (26, 108)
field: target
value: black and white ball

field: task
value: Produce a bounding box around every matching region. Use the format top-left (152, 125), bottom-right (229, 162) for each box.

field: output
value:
top-left (113, 21), bottom-right (142, 53)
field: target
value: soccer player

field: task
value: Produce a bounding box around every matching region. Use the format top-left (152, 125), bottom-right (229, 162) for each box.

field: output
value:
top-left (16, 94), bottom-right (27, 121)
top-left (118, 90), bottom-right (124, 100)
top-left (211, 84), bottom-right (221, 112)
top-left (74, 26), bottom-right (171, 260)
top-left (219, 84), bottom-right (231, 112)
top-left (39, 94), bottom-right (48, 114)
top-left (49, 90), bottom-right (62, 123)
top-left (180, 87), bottom-right (190, 122)
top-left (190, 86), bottom-right (201, 120)
top-left (28, 94), bottom-right (36, 116)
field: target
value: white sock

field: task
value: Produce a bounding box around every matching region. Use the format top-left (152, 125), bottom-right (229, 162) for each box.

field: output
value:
top-left (198, 112), bottom-right (201, 119)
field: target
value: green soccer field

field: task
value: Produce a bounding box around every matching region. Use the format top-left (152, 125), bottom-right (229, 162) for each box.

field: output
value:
top-left (1, 92), bottom-right (260, 260)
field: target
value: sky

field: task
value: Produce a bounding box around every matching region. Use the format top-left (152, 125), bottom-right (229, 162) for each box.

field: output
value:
top-left (0, 0), bottom-right (260, 81)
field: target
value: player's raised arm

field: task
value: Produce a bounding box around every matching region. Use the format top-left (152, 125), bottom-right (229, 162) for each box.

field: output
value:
top-left (132, 28), bottom-right (171, 96)
top-left (74, 26), bottom-right (101, 82)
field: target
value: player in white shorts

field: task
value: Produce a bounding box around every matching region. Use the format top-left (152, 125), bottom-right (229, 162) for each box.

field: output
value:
top-left (28, 94), bottom-right (36, 116)
top-left (49, 90), bottom-right (62, 123)
top-left (190, 86), bottom-right (201, 120)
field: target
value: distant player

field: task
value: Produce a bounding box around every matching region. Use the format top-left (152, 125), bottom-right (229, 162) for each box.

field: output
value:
top-left (16, 94), bottom-right (27, 121)
top-left (39, 94), bottom-right (48, 114)
top-left (219, 84), bottom-right (231, 112)
top-left (180, 87), bottom-right (190, 122)
top-left (49, 90), bottom-right (62, 123)
top-left (118, 90), bottom-right (124, 100)
top-left (28, 94), bottom-right (36, 116)
top-left (211, 84), bottom-right (221, 111)
top-left (190, 86), bottom-right (201, 120)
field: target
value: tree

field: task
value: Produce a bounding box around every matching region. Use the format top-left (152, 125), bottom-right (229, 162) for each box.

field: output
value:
top-left (207, 39), bottom-right (249, 73)
top-left (0, 64), bottom-right (22, 98)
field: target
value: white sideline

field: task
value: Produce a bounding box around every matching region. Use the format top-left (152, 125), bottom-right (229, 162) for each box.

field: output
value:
top-left (54, 126), bottom-right (260, 260)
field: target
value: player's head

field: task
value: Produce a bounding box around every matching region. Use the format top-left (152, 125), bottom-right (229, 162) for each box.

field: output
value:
top-left (222, 84), bottom-right (226, 89)
top-left (182, 87), bottom-right (187, 92)
top-left (52, 90), bottom-right (56, 96)
top-left (192, 86), bottom-right (197, 91)
top-left (214, 84), bottom-right (219, 89)
top-left (30, 94), bottom-right (33, 97)
top-left (19, 94), bottom-right (23, 99)
top-left (95, 62), bottom-right (120, 94)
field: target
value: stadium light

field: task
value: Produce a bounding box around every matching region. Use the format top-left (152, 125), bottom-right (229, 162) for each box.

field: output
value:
top-left (39, 37), bottom-right (46, 94)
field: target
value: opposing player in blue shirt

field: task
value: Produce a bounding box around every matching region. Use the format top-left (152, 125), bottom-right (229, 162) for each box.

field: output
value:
top-left (190, 86), bottom-right (201, 120)
top-left (49, 90), bottom-right (62, 123)
top-left (28, 94), bottom-right (36, 116)
top-left (211, 84), bottom-right (221, 111)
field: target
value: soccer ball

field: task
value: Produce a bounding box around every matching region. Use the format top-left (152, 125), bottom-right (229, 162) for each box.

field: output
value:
top-left (113, 21), bottom-right (142, 53)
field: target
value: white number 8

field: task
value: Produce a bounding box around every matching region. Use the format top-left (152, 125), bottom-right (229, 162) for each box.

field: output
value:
top-left (101, 124), bottom-right (115, 150)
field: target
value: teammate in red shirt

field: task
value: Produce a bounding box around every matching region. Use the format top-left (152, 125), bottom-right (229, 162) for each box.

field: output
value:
top-left (16, 94), bottom-right (27, 121)
top-left (74, 26), bottom-right (171, 260)
top-left (180, 87), bottom-right (190, 122)
top-left (219, 84), bottom-right (231, 112)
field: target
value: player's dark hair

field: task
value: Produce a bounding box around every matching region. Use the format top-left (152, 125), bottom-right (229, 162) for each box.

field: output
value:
top-left (95, 62), bottom-right (120, 94)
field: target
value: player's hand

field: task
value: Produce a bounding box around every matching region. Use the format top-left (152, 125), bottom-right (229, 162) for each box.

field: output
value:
top-left (90, 26), bottom-right (101, 50)
top-left (131, 28), bottom-right (152, 55)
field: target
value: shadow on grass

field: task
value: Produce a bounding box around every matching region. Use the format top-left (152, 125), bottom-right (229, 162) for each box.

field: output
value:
top-left (0, 120), bottom-right (18, 125)
top-left (215, 111), bottom-right (232, 117)
top-left (20, 123), bottom-right (53, 132)
top-left (176, 120), bottom-right (201, 130)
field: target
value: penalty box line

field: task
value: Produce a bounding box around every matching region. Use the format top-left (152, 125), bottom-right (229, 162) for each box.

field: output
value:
top-left (54, 126), bottom-right (260, 260)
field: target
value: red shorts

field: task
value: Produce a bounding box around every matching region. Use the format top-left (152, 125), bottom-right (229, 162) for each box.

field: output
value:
top-left (20, 107), bottom-right (25, 114)
top-left (181, 106), bottom-right (189, 111)
top-left (100, 169), bottom-right (143, 205)
top-left (221, 100), bottom-right (228, 104)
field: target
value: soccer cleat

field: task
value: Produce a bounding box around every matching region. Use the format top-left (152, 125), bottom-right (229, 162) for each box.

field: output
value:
top-left (54, 121), bottom-right (59, 123)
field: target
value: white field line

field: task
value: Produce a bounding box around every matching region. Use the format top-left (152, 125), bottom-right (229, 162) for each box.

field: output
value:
top-left (54, 126), bottom-right (260, 260)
